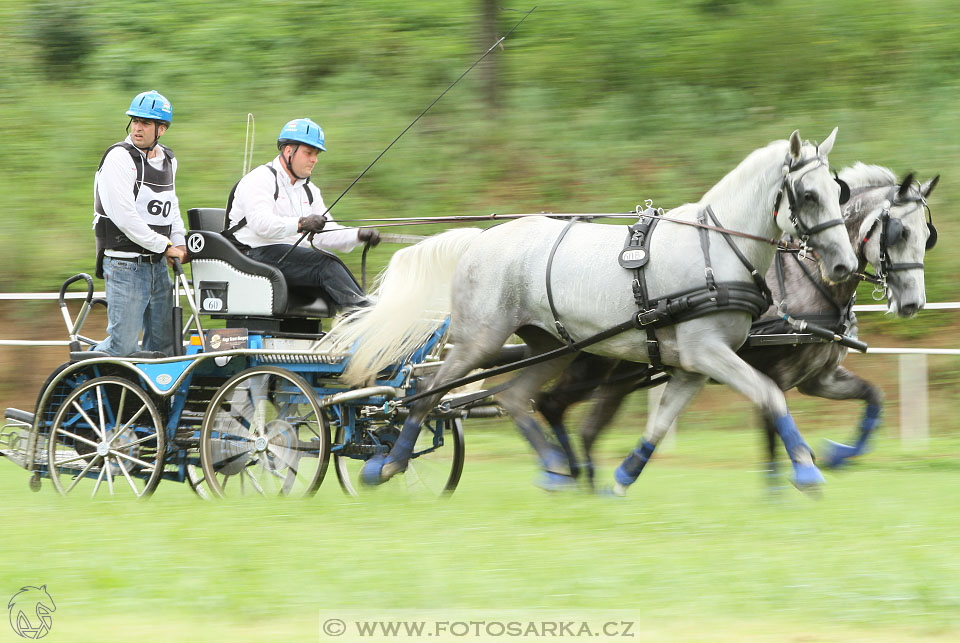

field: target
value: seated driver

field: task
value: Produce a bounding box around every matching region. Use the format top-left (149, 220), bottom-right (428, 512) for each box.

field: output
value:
top-left (224, 117), bottom-right (379, 311)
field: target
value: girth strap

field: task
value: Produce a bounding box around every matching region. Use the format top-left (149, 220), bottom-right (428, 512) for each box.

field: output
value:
top-left (545, 216), bottom-right (580, 344)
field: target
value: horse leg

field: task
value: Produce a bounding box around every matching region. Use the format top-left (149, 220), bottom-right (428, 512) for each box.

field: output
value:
top-left (497, 328), bottom-right (578, 490)
top-left (613, 369), bottom-right (707, 495)
top-left (760, 411), bottom-right (782, 490)
top-left (537, 354), bottom-right (619, 480)
top-left (797, 366), bottom-right (884, 468)
top-left (680, 342), bottom-right (823, 491)
top-left (360, 334), bottom-right (510, 485)
top-left (580, 366), bottom-right (642, 488)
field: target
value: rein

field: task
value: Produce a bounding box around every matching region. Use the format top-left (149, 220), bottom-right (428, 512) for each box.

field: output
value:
top-left (311, 210), bottom-right (810, 253)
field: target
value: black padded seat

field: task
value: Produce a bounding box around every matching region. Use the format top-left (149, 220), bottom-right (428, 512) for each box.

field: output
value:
top-left (186, 208), bottom-right (334, 319)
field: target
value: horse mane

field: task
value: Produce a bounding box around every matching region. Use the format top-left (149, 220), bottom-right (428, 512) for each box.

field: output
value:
top-left (838, 162), bottom-right (896, 189)
top-left (700, 139), bottom-right (789, 215)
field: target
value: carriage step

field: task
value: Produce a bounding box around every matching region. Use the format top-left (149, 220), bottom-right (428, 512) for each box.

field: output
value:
top-left (0, 447), bottom-right (28, 469)
top-left (3, 408), bottom-right (34, 425)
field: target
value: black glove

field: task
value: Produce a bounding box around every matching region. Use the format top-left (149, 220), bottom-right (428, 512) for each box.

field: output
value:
top-left (298, 215), bottom-right (326, 233)
top-left (358, 227), bottom-right (381, 247)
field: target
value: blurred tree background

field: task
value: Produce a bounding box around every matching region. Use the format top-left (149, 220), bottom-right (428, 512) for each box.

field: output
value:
top-left (0, 0), bottom-right (958, 340)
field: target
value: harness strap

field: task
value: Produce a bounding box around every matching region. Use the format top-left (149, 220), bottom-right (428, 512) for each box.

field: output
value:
top-left (400, 317), bottom-right (640, 405)
top-left (223, 164), bottom-right (314, 248)
top-left (545, 216), bottom-right (580, 345)
top-left (705, 206), bottom-right (773, 306)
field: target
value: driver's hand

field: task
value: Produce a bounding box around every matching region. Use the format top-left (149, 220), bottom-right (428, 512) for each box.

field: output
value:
top-left (358, 227), bottom-right (381, 247)
top-left (165, 244), bottom-right (188, 265)
top-left (299, 215), bottom-right (327, 234)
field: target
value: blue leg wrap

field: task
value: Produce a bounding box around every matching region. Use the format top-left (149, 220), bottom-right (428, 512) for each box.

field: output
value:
top-left (360, 455), bottom-right (388, 486)
top-left (388, 416), bottom-right (420, 463)
top-left (774, 414), bottom-right (823, 489)
top-left (855, 403), bottom-right (882, 451)
top-left (773, 414), bottom-right (810, 463)
top-left (614, 440), bottom-right (656, 487)
top-left (516, 417), bottom-right (566, 472)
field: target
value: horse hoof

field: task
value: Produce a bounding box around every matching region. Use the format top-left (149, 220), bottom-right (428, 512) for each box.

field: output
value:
top-left (382, 457), bottom-right (407, 480)
top-left (823, 439), bottom-right (860, 469)
top-left (791, 463), bottom-right (825, 491)
top-left (597, 484), bottom-right (628, 498)
top-left (360, 455), bottom-right (388, 486)
top-left (535, 471), bottom-right (577, 492)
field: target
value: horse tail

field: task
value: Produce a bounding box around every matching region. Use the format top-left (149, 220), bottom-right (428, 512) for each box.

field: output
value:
top-left (321, 227), bottom-right (484, 386)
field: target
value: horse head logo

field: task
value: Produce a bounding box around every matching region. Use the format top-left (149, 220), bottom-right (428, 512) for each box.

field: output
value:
top-left (7, 585), bottom-right (55, 639)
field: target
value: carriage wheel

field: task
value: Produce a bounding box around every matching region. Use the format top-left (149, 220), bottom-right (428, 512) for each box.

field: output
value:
top-left (199, 367), bottom-right (330, 498)
top-left (47, 376), bottom-right (166, 498)
top-left (334, 414), bottom-right (464, 497)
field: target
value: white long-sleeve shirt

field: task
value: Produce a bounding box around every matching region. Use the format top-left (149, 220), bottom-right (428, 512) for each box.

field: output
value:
top-left (93, 136), bottom-right (186, 255)
top-left (228, 157), bottom-right (362, 252)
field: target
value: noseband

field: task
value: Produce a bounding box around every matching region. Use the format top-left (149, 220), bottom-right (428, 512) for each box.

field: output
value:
top-left (773, 151), bottom-right (848, 243)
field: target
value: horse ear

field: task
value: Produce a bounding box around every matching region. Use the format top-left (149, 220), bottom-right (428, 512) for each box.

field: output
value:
top-left (921, 174), bottom-right (940, 198)
top-left (789, 130), bottom-right (802, 160)
top-left (819, 126), bottom-right (839, 157)
top-left (898, 172), bottom-right (916, 201)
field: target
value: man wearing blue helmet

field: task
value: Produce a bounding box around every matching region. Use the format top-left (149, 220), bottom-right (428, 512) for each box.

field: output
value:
top-left (92, 90), bottom-right (188, 356)
top-left (224, 118), bottom-right (379, 311)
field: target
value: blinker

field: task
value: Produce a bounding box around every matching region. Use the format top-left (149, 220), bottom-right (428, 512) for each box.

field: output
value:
top-left (835, 177), bottom-right (850, 205)
top-left (926, 222), bottom-right (938, 251)
top-left (885, 216), bottom-right (904, 246)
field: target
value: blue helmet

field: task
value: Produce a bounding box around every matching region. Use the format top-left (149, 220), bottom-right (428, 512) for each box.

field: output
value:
top-left (126, 90), bottom-right (173, 125)
top-left (277, 118), bottom-right (325, 151)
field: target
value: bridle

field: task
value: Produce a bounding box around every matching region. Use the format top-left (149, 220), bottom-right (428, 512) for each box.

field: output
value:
top-left (773, 149), bottom-right (849, 245)
top-left (858, 181), bottom-right (937, 300)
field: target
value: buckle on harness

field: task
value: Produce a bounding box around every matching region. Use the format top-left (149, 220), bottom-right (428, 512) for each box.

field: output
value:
top-left (637, 301), bottom-right (668, 327)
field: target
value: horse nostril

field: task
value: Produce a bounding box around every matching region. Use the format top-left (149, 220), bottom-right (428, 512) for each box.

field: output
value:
top-left (833, 263), bottom-right (853, 280)
top-left (900, 303), bottom-right (919, 316)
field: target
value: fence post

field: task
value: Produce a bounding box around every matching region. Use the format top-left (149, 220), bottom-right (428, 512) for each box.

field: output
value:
top-left (898, 353), bottom-right (929, 445)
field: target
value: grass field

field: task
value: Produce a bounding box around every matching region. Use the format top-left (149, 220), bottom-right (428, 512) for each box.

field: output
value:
top-left (2, 397), bottom-right (959, 641)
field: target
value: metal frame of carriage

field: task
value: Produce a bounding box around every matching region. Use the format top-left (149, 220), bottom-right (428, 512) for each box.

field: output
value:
top-left (0, 208), bottom-right (499, 499)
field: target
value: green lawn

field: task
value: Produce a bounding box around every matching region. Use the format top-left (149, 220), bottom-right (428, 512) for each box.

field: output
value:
top-left (2, 411), bottom-right (958, 641)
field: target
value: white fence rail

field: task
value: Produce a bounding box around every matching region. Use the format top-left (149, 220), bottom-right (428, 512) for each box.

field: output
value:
top-left (2, 294), bottom-right (958, 443)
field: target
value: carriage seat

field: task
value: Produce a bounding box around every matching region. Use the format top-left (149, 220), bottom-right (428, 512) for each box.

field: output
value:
top-left (186, 208), bottom-right (333, 319)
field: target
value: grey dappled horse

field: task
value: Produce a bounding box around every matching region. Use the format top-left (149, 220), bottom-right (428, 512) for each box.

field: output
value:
top-left (322, 130), bottom-right (857, 494)
top-left (537, 164), bottom-right (939, 485)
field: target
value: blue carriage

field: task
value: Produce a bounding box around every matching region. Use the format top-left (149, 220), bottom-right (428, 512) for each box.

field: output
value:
top-left (0, 208), bottom-right (478, 498)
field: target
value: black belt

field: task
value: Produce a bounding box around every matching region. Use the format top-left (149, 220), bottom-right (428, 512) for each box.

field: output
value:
top-left (107, 253), bottom-right (165, 264)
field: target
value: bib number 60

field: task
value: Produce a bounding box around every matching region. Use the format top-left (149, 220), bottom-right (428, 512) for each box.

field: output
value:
top-left (148, 199), bottom-right (172, 217)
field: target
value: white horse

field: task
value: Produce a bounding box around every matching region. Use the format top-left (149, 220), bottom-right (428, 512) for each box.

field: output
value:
top-left (324, 129), bottom-right (858, 493)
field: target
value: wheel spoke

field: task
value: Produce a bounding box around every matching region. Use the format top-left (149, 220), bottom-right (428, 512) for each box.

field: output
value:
top-left (70, 401), bottom-right (105, 442)
top-left (243, 469), bottom-right (266, 495)
top-left (116, 386), bottom-right (128, 429)
top-left (54, 427), bottom-right (99, 449)
top-left (110, 449), bottom-right (154, 470)
top-left (108, 404), bottom-right (149, 445)
top-left (105, 455), bottom-right (115, 494)
top-left (117, 458), bottom-right (142, 495)
top-left (91, 464), bottom-right (106, 497)
top-left (65, 455), bottom-right (101, 494)
top-left (96, 385), bottom-right (107, 440)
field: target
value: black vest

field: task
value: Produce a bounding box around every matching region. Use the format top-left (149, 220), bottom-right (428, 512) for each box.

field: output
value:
top-left (94, 143), bottom-right (176, 268)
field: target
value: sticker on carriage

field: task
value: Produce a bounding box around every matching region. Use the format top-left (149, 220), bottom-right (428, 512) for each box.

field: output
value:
top-left (186, 233), bottom-right (204, 254)
top-left (205, 328), bottom-right (248, 352)
top-left (136, 361), bottom-right (192, 392)
top-left (8, 585), bottom-right (55, 639)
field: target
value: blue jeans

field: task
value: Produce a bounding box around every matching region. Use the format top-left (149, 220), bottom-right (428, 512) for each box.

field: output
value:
top-left (94, 256), bottom-right (174, 356)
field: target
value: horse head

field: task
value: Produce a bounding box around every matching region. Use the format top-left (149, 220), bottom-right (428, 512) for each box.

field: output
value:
top-left (855, 171), bottom-right (939, 316)
top-left (776, 128), bottom-right (857, 283)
